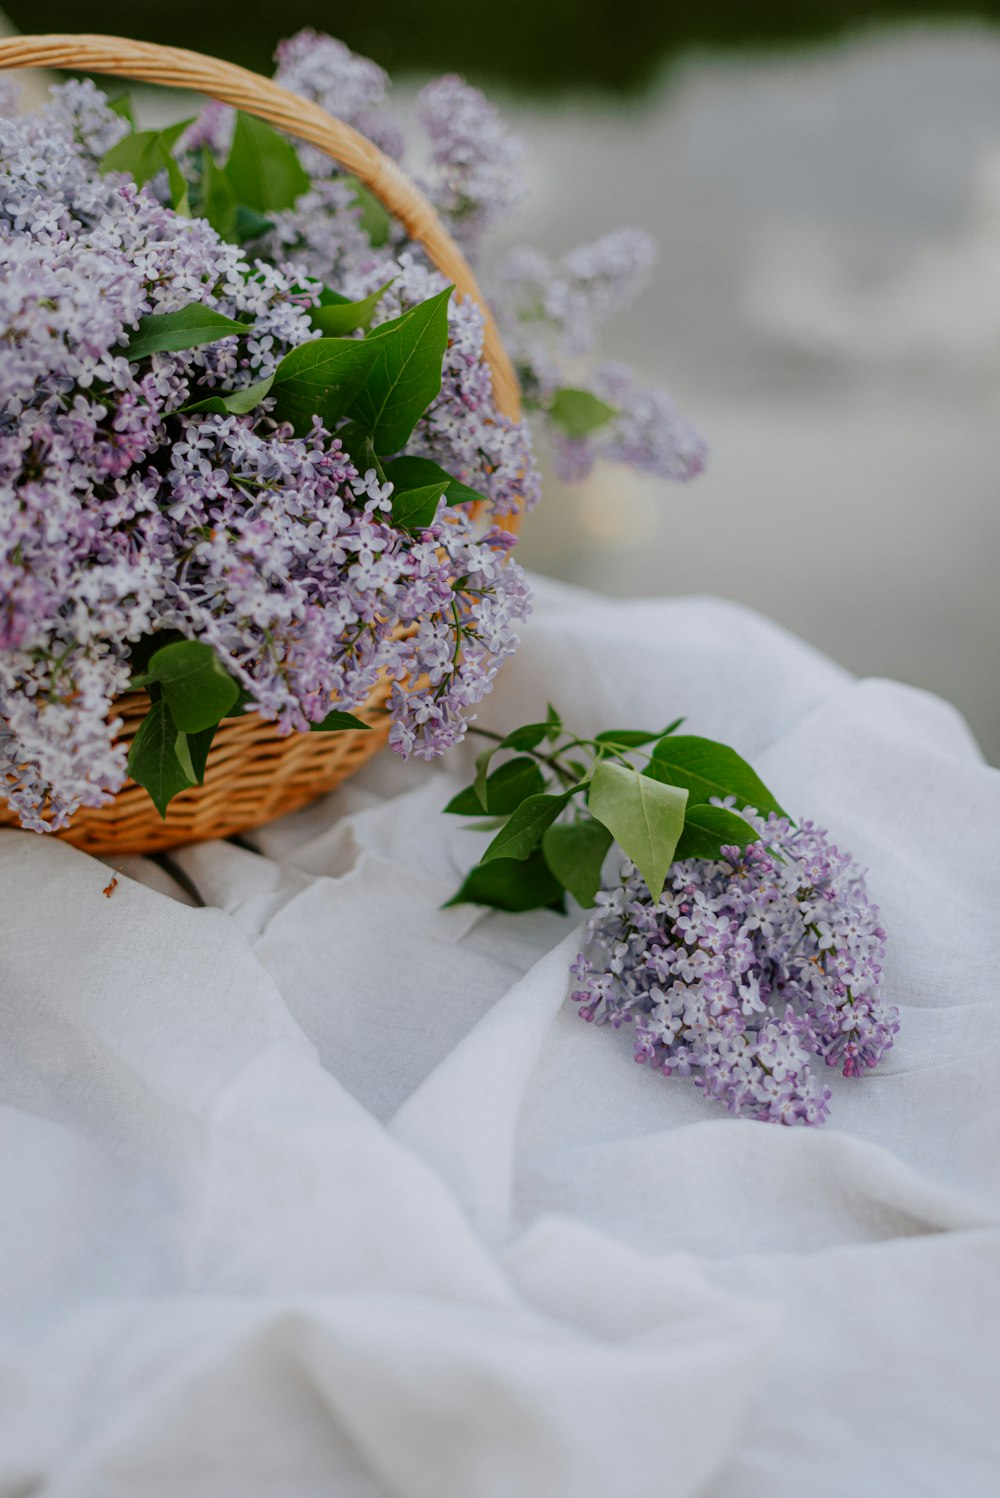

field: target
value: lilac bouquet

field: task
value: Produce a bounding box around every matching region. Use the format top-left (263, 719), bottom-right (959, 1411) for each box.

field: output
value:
top-left (446, 711), bottom-right (898, 1126)
top-left (0, 35), bottom-right (704, 833)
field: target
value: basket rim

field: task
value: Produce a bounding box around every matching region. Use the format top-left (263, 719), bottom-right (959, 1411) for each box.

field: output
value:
top-left (0, 31), bottom-right (522, 423)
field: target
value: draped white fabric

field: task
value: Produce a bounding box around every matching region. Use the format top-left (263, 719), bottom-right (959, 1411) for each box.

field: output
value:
top-left (2, 576), bottom-right (998, 1497)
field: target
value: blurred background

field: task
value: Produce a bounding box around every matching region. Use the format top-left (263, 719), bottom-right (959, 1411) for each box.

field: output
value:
top-left (3, 3), bottom-right (999, 759)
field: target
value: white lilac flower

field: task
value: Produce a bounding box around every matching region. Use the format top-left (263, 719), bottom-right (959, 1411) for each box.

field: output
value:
top-left (572, 812), bottom-right (898, 1126)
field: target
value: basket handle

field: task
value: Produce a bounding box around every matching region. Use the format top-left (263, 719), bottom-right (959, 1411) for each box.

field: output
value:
top-left (0, 33), bottom-right (521, 422)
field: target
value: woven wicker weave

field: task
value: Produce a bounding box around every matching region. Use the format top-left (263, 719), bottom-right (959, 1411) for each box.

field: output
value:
top-left (0, 35), bottom-right (524, 856)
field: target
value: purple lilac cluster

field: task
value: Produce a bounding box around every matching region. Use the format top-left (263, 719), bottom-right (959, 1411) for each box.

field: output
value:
top-left (494, 235), bottom-right (707, 484)
top-left (416, 75), bottom-right (525, 257)
top-left (571, 810), bottom-right (898, 1125)
top-left (255, 43), bottom-right (542, 519)
top-left (0, 82), bottom-right (529, 830)
top-left (267, 30), bottom-right (704, 488)
top-left (553, 362), bottom-right (706, 485)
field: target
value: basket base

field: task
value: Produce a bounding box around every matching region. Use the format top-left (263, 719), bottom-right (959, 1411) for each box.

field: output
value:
top-left (0, 687), bottom-right (392, 857)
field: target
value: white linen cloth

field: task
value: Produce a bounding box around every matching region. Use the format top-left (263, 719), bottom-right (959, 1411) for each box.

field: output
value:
top-left (1, 575), bottom-right (998, 1498)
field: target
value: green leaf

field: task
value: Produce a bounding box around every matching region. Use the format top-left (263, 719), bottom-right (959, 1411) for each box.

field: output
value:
top-left (349, 287), bottom-right (453, 454)
top-left (158, 119), bottom-right (195, 155)
top-left (338, 424), bottom-right (388, 487)
top-left (541, 817), bottom-right (613, 908)
top-left (445, 757), bottom-right (546, 816)
top-left (387, 482), bottom-right (449, 532)
top-left (485, 758), bottom-right (547, 813)
top-left (127, 699), bottom-right (196, 818)
top-left (444, 850), bottom-right (566, 913)
top-left (382, 455), bottom-right (486, 509)
top-left (101, 128), bottom-right (173, 187)
top-left (162, 153), bottom-right (190, 216)
top-left (444, 784), bottom-right (486, 816)
top-left (588, 759), bottom-right (687, 902)
top-left (124, 304), bottom-right (246, 362)
top-left (595, 728), bottom-right (669, 749)
top-left (184, 723), bottom-right (218, 785)
top-left (234, 204), bottom-right (274, 242)
top-left (545, 703), bottom-right (563, 743)
top-left (473, 745), bottom-right (498, 811)
top-left (200, 148), bottom-right (238, 240)
top-left (224, 111), bottom-right (310, 213)
top-left (673, 804), bottom-right (759, 862)
top-left (108, 94), bottom-right (136, 126)
top-left (101, 119), bottom-right (194, 211)
top-left (128, 629), bottom-right (184, 677)
top-left (179, 375), bottom-right (275, 416)
top-left (309, 709), bottom-right (372, 732)
top-left (133, 640), bottom-right (240, 733)
top-left (646, 735), bottom-right (787, 819)
top-left (348, 178), bottom-right (391, 247)
top-left (270, 337), bottom-right (378, 436)
top-left (223, 690), bottom-right (251, 720)
top-left (311, 280), bottom-right (393, 336)
top-left (549, 387), bottom-right (617, 440)
top-left (173, 730), bottom-right (197, 784)
top-left (501, 722), bottom-right (550, 752)
top-left (482, 790), bottom-right (575, 864)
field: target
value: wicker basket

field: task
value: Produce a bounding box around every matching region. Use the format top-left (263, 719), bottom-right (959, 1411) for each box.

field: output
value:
top-left (0, 35), bottom-right (523, 856)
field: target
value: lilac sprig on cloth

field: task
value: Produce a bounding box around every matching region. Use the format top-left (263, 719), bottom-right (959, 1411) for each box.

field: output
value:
top-left (571, 810), bottom-right (898, 1126)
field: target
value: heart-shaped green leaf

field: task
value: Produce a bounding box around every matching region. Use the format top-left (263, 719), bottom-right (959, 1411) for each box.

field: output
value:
top-left (125, 304), bottom-right (245, 362)
top-left (594, 727), bottom-right (670, 749)
top-left (382, 455), bottom-right (486, 509)
top-left (270, 337), bottom-right (379, 436)
top-left (127, 699), bottom-right (196, 818)
top-left (541, 816), bottom-right (613, 908)
top-left (387, 482), bottom-right (449, 531)
top-left (200, 148), bottom-right (239, 241)
top-left (482, 789), bottom-right (576, 864)
top-left (646, 735), bottom-right (786, 819)
top-left (349, 287), bottom-right (453, 454)
top-left (472, 745), bottom-right (498, 811)
top-left (183, 723), bottom-right (219, 785)
top-left (444, 850), bottom-right (566, 913)
top-left (549, 387), bottom-right (617, 439)
top-left (309, 709), bottom-right (372, 732)
top-left (224, 112), bottom-right (310, 213)
top-left (311, 280), bottom-right (394, 336)
top-left (234, 205), bottom-right (274, 242)
top-left (179, 375), bottom-right (275, 416)
top-left (348, 178), bottom-right (392, 247)
top-left (673, 804), bottom-right (759, 862)
top-left (100, 118), bottom-right (193, 189)
top-left (445, 757), bottom-right (546, 817)
top-left (132, 640), bottom-right (239, 733)
top-left (500, 722), bottom-right (550, 752)
top-left (588, 759), bottom-right (687, 901)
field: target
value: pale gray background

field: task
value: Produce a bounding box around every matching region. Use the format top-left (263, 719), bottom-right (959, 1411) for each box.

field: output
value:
top-left (487, 26), bottom-right (1000, 762)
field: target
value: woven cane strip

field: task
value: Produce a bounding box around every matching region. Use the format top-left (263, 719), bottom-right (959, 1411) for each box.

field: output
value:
top-left (0, 35), bottom-right (522, 855)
